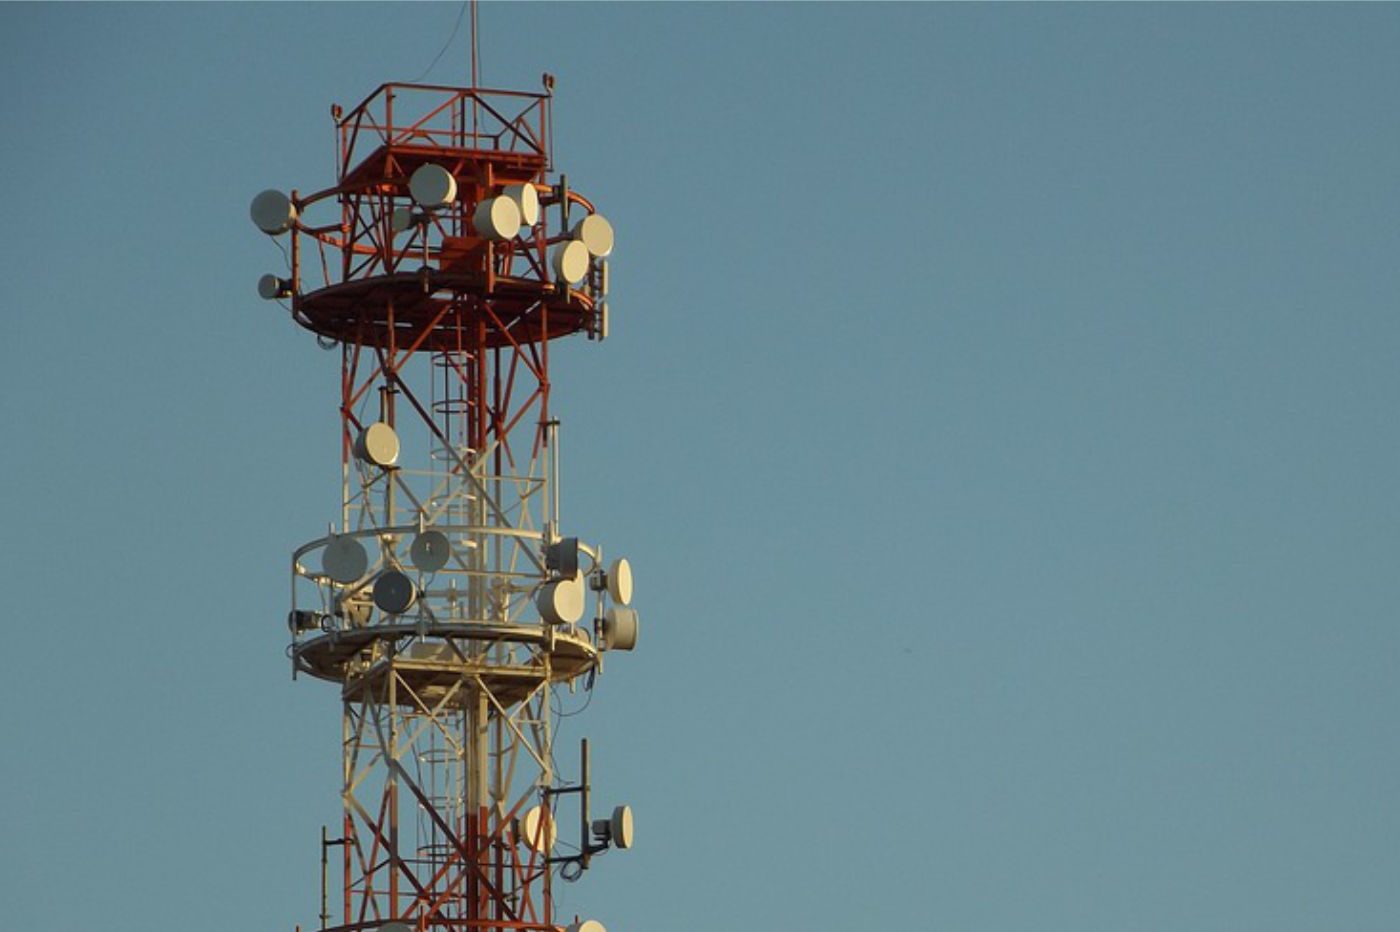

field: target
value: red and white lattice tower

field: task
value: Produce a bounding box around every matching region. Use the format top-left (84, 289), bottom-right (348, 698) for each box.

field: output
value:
top-left (251, 77), bottom-right (639, 932)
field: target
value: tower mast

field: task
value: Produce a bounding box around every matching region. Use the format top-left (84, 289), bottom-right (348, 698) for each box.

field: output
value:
top-left (252, 70), bottom-right (638, 932)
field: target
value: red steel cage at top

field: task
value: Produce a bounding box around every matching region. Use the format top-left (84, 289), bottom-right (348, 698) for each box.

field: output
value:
top-left (258, 80), bottom-right (611, 355)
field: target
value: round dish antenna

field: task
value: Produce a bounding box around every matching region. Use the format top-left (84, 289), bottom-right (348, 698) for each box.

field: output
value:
top-left (390, 207), bottom-right (416, 232)
top-left (257, 274), bottom-right (291, 300)
top-left (503, 182), bottom-right (540, 226)
top-left (354, 422), bottom-right (400, 467)
top-left (551, 240), bottom-right (590, 285)
top-left (607, 558), bottom-right (633, 605)
top-left (517, 805), bottom-right (557, 853)
top-left (536, 575), bottom-right (586, 625)
top-left (409, 163), bottom-right (458, 208)
top-left (610, 804), bottom-right (634, 849)
top-left (472, 196), bottom-right (522, 241)
top-left (410, 529), bottom-right (452, 573)
top-left (373, 569), bottom-right (417, 615)
top-left (572, 214), bottom-right (614, 257)
top-left (566, 922), bottom-right (606, 932)
top-left (602, 606), bottom-right (639, 651)
top-left (250, 189), bottom-right (298, 235)
top-left (322, 536), bottom-right (369, 584)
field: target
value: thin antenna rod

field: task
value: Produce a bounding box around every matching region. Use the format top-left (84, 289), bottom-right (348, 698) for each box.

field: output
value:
top-left (470, 0), bottom-right (480, 87)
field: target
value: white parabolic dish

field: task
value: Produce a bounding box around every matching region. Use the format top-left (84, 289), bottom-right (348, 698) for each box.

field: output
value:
top-left (323, 536), bottom-right (369, 584)
top-left (473, 196), bottom-right (521, 241)
top-left (410, 530), bottom-right (452, 573)
top-left (355, 422), bottom-right (400, 467)
top-left (551, 240), bottom-right (590, 285)
top-left (250, 189), bottom-right (297, 235)
top-left (607, 558), bottom-right (633, 605)
top-left (373, 570), bottom-right (417, 615)
top-left (503, 183), bottom-right (540, 226)
top-left (610, 805), bottom-right (634, 849)
top-left (519, 805), bottom-right (556, 853)
top-left (572, 214), bottom-right (614, 258)
top-left (567, 922), bottom-right (606, 932)
top-left (603, 606), bottom-right (639, 651)
top-left (536, 575), bottom-right (586, 625)
top-left (409, 163), bottom-right (458, 208)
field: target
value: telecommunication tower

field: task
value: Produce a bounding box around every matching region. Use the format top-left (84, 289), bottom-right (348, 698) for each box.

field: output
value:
top-left (251, 70), bottom-right (638, 932)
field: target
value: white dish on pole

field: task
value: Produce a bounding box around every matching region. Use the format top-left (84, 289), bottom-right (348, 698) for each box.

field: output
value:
top-left (566, 922), bottom-right (606, 932)
top-left (257, 274), bottom-right (288, 300)
top-left (503, 183), bottom-right (540, 226)
top-left (607, 558), bottom-right (633, 605)
top-left (354, 422), bottom-right (400, 467)
top-left (571, 214), bottom-right (614, 257)
top-left (473, 196), bottom-right (522, 241)
top-left (250, 189), bottom-right (298, 235)
top-left (603, 606), bottom-right (639, 651)
top-left (536, 575), bottom-right (586, 625)
top-left (518, 805), bottom-right (557, 853)
top-left (409, 163), bottom-right (458, 208)
top-left (551, 240), bottom-right (590, 285)
top-left (411, 530), bottom-right (452, 573)
top-left (373, 570), bottom-right (417, 615)
top-left (610, 805), bottom-right (634, 849)
top-left (323, 536), bottom-right (369, 584)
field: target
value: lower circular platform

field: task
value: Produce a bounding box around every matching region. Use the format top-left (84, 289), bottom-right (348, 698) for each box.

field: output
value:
top-left (292, 621), bottom-right (598, 708)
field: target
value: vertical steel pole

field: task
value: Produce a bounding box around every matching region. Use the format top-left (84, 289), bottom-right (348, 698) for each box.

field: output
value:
top-left (580, 738), bottom-right (591, 869)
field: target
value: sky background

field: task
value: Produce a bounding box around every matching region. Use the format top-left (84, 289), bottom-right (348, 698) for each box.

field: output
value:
top-left (2, 3), bottom-right (1398, 930)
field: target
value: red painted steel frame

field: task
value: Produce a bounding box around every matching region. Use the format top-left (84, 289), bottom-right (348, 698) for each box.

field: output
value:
top-left (285, 82), bottom-right (604, 932)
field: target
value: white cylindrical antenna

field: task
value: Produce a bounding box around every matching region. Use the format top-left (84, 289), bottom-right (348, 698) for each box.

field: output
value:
top-left (593, 301), bottom-right (609, 341)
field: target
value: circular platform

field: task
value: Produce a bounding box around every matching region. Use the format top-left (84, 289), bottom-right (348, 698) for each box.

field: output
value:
top-left (294, 272), bottom-right (592, 351)
top-left (292, 621), bottom-right (598, 708)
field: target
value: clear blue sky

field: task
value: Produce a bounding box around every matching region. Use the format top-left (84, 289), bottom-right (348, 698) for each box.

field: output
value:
top-left (2, 3), bottom-right (1398, 930)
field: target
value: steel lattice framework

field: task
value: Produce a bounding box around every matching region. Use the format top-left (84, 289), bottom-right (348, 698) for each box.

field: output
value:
top-left (257, 80), bottom-right (634, 932)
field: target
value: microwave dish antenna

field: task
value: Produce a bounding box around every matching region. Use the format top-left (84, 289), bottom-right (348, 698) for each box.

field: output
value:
top-left (409, 163), bottom-right (458, 208)
top-left (572, 213), bottom-right (614, 257)
top-left (250, 189), bottom-right (297, 235)
top-left (410, 529), bottom-right (452, 572)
